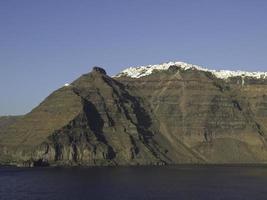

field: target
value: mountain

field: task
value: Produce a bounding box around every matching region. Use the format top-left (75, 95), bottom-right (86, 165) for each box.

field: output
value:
top-left (0, 116), bottom-right (21, 134)
top-left (1, 62), bottom-right (267, 167)
top-left (0, 116), bottom-right (20, 128)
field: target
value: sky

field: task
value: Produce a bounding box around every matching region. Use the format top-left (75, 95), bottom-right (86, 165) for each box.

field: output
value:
top-left (1, 0), bottom-right (267, 115)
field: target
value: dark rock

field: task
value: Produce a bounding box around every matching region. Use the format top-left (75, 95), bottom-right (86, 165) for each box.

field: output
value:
top-left (92, 67), bottom-right (107, 75)
top-left (168, 65), bottom-right (180, 72)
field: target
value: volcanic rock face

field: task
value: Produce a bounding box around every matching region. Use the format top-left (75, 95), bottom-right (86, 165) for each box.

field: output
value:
top-left (1, 63), bottom-right (267, 166)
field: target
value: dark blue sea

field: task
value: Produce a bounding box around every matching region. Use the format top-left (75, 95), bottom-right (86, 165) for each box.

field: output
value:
top-left (1, 165), bottom-right (267, 200)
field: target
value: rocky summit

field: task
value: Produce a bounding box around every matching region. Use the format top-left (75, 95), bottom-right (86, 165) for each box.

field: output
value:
top-left (1, 61), bottom-right (267, 167)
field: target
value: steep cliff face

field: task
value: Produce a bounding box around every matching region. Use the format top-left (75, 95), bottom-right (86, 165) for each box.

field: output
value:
top-left (116, 66), bottom-right (267, 163)
top-left (1, 63), bottom-right (267, 166)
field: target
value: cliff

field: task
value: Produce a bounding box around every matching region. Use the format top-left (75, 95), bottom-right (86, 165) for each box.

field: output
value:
top-left (1, 63), bottom-right (267, 167)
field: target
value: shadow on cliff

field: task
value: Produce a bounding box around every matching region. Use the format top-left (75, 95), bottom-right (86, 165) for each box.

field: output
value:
top-left (83, 99), bottom-right (116, 160)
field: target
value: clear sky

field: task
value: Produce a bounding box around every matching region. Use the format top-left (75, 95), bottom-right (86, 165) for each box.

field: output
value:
top-left (1, 0), bottom-right (267, 115)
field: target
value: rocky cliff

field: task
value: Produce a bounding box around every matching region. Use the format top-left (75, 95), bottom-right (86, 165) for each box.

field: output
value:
top-left (1, 62), bottom-right (267, 167)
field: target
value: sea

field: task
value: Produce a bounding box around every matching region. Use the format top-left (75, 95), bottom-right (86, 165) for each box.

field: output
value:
top-left (1, 165), bottom-right (267, 200)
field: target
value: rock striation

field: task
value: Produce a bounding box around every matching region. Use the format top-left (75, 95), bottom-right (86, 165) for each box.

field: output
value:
top-left (1, 62), bottom-right (267, 167)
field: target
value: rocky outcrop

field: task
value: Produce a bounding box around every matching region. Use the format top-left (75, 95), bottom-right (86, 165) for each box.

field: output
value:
top-left (1, 64), bottom-right (267, 167)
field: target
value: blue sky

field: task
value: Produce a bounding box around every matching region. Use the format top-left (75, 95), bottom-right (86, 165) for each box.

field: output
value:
top-left (1, 0), bottom-right (267, 115)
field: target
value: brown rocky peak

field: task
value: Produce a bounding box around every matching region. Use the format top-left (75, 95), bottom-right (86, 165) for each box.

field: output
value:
top-left (92, 66), bottom-right (107, 75)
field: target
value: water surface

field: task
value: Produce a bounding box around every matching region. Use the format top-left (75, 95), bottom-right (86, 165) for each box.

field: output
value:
top-left (1, 165), bottom-right (267, 200)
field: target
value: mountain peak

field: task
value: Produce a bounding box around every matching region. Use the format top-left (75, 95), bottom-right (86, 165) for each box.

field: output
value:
top-left (116, 61), bottom-right (267, 80)
top-left (92, 66), bottom-right (107, 75)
